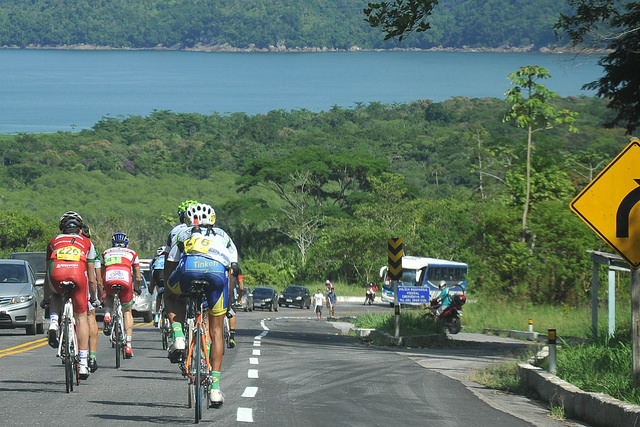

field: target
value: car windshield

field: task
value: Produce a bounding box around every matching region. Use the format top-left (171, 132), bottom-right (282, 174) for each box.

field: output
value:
top-left (0, 264), bottom-right (27, 283)
top-left (253, 288), bottom-right (273, 297)
top-left (285, 286), bottom-right (305, 295)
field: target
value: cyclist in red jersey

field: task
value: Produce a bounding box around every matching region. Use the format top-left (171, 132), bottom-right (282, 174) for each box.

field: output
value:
top-left (45, 211), bottom-right (98, 379)
top-left (102, 232), bottom-right (141, 358)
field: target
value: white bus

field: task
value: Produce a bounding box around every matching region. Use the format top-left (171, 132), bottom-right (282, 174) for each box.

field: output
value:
top-left (379, 255), bottom-right (468, 306)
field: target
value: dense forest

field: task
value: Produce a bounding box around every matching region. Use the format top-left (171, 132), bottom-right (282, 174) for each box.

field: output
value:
top-left (0, 95), bottom-right (630, 306)
top-left (0, 0), bottom-right (570, 50)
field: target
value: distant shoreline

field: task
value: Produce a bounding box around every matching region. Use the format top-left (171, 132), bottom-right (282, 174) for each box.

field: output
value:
top-left (1, 43), bottom-right (609, 55)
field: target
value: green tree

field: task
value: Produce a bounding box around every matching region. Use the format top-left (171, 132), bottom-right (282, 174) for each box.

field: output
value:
top-left (364, 0), bottom-right (438, 41)
top-left (555, 0), bottom-right (640, 133)
top-left (0, 210), bottom-right (51, 256)
top-left (503, 65), bottom-right (578, 234)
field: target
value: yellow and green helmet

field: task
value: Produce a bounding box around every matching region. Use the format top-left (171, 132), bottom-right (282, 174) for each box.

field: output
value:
top-left (178, 199), bottom-right (199, 219)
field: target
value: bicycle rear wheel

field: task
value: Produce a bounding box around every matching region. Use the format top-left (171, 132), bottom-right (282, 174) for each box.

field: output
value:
top-left (114, 314), bottom-right (121, 369)
top-left (223, 316), bottom-right (229, 354)
top-left (186, 319), bottom-right (194, 409)
top-left (63, 318), bottom-right (73, 393)
top-left (161, 313), bottom-right (169, 350)
top-left (194, 328), bottom-right (202, 423)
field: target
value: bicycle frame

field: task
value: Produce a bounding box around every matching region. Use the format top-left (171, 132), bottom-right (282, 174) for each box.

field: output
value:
top-left (57, 281), bottom-right (79, 393)
top-left (182, 280), bottom-right (212, 423)
top-left (109, 285), bottom-right (127, 368)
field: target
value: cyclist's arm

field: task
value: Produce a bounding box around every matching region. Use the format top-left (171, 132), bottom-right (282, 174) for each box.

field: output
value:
top-left (231, 262), bottom-right (244, 302)
top-left (87, 260), bottom-right (98, 301)
top-left (133, 265), bottom-right (141, 292)
top-left (95, 266), bottom-right (104, 298)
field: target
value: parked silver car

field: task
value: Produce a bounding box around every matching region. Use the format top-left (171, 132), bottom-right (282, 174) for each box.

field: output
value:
top-left (0, 259), bottom-right (45, 335)
top-left (233, 285), bottom-right (253, 312)
top-left (132, 276), bottom-right (154, 322)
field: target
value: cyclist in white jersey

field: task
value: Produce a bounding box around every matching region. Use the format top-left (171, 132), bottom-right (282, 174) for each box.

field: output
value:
top-left (163, 200), bottom-right (198, 359)
top-left (166, 202), bottom-right (239, 406)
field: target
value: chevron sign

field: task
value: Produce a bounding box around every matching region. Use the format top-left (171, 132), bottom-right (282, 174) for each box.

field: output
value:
top-left (387, 238), bottom-right (403, 280)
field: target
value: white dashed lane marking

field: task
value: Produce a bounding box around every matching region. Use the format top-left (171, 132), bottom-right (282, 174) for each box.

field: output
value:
top-left (237, 319), bottom-right (270, 422)
top-left (237, 407), bottom-right (253, 423)
top-left (242, 386), bottom-right (258, 398)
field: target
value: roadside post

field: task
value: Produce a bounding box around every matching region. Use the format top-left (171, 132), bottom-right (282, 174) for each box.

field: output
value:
top-left (528, 318), bottom-right (533, 333)
top-left (548, 329), bottom-right (557, 375)
top-left (388, 238), bottom-right (403, 339)
top-left (570, 138), bottom-right (640, 386)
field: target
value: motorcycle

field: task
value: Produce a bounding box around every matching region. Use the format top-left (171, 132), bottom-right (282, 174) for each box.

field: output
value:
top-left (364, 283), bottom-right (377, 305)
top-left (427, 291), bottom-right (466, 334)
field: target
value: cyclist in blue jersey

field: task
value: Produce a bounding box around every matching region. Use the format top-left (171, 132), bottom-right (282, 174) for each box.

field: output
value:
top-left (165, 202), bottom-right (239, 407)
top-left (149, 246), bottom-right (166, 326)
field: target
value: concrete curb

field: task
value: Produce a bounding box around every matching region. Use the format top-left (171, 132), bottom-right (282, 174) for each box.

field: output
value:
top-left (517, 362), bottom-right (640, 427)
top-left (351, 327), bottom-right (446, 346)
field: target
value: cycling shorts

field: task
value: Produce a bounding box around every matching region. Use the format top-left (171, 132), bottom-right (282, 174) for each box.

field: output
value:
top-left (49, 262), bottom-right (89, 314)
top-left (103, 266), bottom-right (134, 307)
top-left (167, 255), bottom-right (229, 317)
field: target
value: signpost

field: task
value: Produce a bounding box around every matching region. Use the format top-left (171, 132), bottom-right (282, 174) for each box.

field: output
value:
top-left (388, 238), bottom-right (403, 338)
top-left (570, 139), bottom-right (640, 386)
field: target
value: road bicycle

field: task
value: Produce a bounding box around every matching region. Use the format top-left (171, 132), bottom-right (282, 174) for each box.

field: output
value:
top-left (159, 297), bottom-right (171, 351)
top-left (57, 280), bottom-right (79, 393)
top-left (180, 279), bottom-right (213, 423)
top-left (109, 284), bottom-right (127, 368)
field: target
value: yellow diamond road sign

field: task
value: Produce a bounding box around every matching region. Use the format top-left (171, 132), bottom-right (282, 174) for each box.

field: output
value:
top-left (570, 139), bottom-right (640, 268)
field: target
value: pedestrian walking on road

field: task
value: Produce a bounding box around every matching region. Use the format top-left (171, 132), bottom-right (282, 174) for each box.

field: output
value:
top-left (326, 287), bottom-right (337, 317)
top-left (313, 288), bottom-right (324, 320)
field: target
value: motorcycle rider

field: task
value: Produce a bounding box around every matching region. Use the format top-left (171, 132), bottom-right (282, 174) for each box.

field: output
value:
top-left (364, 282), bottom-right (376, 305)
top-left (432, 280), bottom-right (452, 322)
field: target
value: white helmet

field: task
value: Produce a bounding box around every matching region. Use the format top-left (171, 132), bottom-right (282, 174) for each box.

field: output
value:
top-left (438, 280), bottom-right (447, 289)
top-left (186, 203), bottom-right (216, 226)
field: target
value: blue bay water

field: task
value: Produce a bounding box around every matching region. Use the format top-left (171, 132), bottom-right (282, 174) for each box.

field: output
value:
top-left (0, 49), bottom-right (603, 134)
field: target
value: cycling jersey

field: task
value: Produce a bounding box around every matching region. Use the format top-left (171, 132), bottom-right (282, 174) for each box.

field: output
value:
top-left (102, 246), bottom-right (139, 306)
top-left (150, 253), bottom-right (166, 293)
top-left (167, 226), bottom-right (238, 316)
top-left (47, 233), bottom-right (97, 314)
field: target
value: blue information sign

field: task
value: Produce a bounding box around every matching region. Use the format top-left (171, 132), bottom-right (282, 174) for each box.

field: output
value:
top-left (397, 286), bottom-right (430, 304)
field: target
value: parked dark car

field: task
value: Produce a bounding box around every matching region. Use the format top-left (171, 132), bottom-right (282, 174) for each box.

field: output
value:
top-left (0, 259), bottom-right (45, 335)
top-left (278, 285), bottom-right (311, 309)
top-left (251, 287), bottom-right (278, 312)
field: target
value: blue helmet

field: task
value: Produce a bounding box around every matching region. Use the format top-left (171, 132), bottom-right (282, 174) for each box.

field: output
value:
top-left (111, 232), bottom-right (129, 247)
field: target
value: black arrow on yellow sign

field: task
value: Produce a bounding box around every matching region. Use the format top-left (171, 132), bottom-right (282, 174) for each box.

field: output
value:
top-left (387, 238), bottom-right (403, 281)
top-left (617, 179), bottom-right (640, 238)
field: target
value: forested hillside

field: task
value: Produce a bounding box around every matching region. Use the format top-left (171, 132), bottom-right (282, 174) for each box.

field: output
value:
top-left (0, 96), bottom-right (629, 305)
top-left (0, 0), bottom-right (569, 50)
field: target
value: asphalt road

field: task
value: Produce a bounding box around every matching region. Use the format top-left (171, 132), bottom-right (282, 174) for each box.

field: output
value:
top-left (0, 300), bottom-right (586, 426)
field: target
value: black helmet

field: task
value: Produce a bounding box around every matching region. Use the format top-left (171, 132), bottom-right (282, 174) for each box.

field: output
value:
top-left (59, 211), bottom-right (83, 231)
top-left (111, 232), bottom-right (129, 247)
